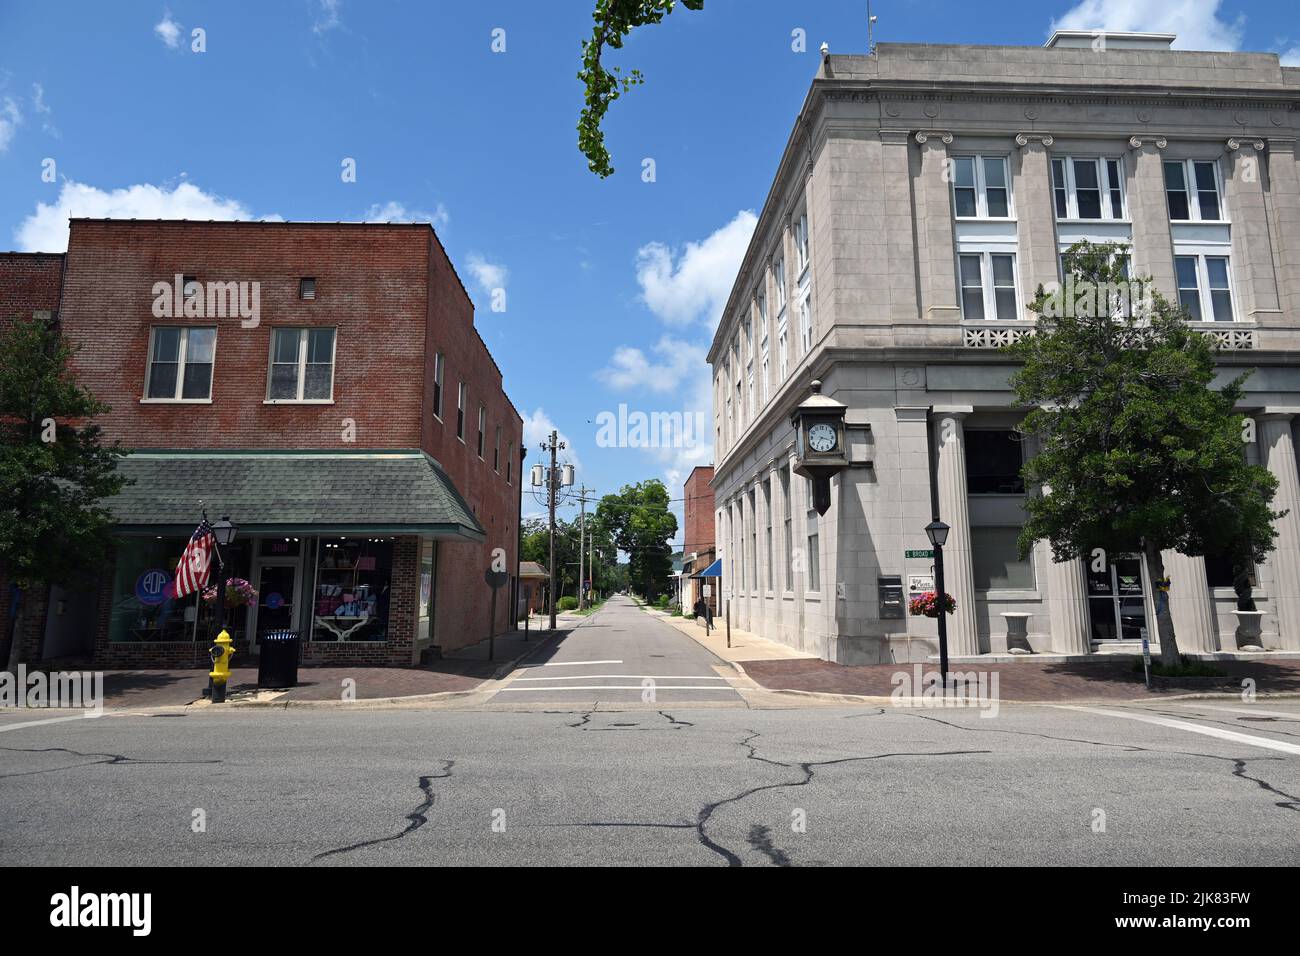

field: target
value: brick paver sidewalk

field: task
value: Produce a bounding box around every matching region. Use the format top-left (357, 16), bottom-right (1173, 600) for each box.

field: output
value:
top-left (740, 657), bottom-right (1300, 701)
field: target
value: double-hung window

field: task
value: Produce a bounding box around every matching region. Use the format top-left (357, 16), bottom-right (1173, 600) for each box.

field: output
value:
top-left (794, 213), bottom-right (810, 276)
top-left (477, 405), bottom-right (486, 459)
top-left (798, 292), bottom-right (813, 354)
top-left (432, 352), bottom-right (445, 419)
top-left (757, 286), bottom-right (770, 403)
top-left (1165, 160), bottom-right (1223, 221)
top-left (773, 255), bottom-right (787, 312)
top-left (959, 252), bottom-right (1019, 320)
top-left (780, 467), bottom-right (792, 590)
top-left (456, 383), bottom-right (466, 440)
top-left (493, 425), bottom-right (501, 471)
top-left (805, 478), bottom-right (820, 592)
top-left (1051, 157), bottom-right (1125, 219)
top-left (953, 156), bottom-right (1011, 218)
top-left (145, 326), bottom-right (216, 401)
top-left (267, 327), bottom-right (335, 402)
top-left (1175, 255), bottom-right (1235, 321)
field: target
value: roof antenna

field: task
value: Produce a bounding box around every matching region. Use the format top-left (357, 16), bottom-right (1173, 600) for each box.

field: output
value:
top-left (868, 1), bottom-right (878, 54)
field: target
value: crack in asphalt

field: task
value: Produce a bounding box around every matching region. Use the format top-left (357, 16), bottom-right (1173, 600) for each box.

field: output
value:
top-left (843, 709), bottom-right (887, 719)
top-left (659, 711), bottom-right (694, 728)
top-left (0, 745), bottom-right (220, 779)
top-left (568, 712), bottom-right (593, 729)
top-left (1231, 759), bottom-right (1300, 812)
top-left (1144, 708), bottom-right (1300, 740)
top-left (311, 760), bottom-right (454, 862)
top-left (746, 824), bottom-right (792, 866)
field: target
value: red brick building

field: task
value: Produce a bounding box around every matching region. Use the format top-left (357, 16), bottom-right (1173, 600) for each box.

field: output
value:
top-left (2, 220), bottom-right (523, 668)
top-left (681, 465), bottom-right (717, 615)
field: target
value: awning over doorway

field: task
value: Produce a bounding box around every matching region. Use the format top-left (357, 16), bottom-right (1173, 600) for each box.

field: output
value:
top-left (103, 449), bottom-right (486, 540)
top-left (692, 558), bottom-right (722, 578)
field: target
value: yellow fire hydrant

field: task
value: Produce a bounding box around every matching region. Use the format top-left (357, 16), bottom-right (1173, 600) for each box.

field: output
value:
top-left (208, 629), bottom-right (234, 704)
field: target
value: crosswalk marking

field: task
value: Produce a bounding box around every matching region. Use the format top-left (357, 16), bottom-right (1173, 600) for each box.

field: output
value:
top-left (1055, 705), bottom-right (1300, 755)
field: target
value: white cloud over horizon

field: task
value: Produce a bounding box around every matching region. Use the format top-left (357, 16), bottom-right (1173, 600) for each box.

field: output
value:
top-left (466, 253), bottom-right (508, 294)
top-left (14, 180), bottom-right (281, 252)
top-left (597, 336), bottom-right (707, 396)
top-left (522, 407), bottom-right (583, 476)
top-left (154, 11), bottom-right (183, 49)
top-left (635, 209), bottom-right (756, 328)
top-left (364, 200), bottom-right (449, 229)
top-left (1050, 0), bottom-right (1245, 52)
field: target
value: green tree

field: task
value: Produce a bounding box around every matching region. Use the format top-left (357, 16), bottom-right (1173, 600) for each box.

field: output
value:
top-left (0, 315), bottom-right (127, 665)
top-left (1008, 242), bottom-right (1282, 666)
top-left (578, 0), bottom-right (703, 177)
top-left (594, 480), bottom-right (677, 599)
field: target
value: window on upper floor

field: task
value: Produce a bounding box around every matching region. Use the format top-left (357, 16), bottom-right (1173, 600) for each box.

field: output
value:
top-left (794, 213), bottom-right (810, 276)
top-left (1175, 254), bottom-right (1235, 322)
top-left (432, 352), bottom-right (445, 420)
top-left (299, 277), bottom-right (317, 300)
top-left (477, 405), bottom-right (486, 458)
top-left (959, 252), bottom-right (1019, 320)
top-left (757, 283), bottom-right (768, 328)
top-left (965, 429), bottom-right (1026, 494)
top-left (798, 291), bottom-right (812, 355)
top-left (494, 425), bottom-right (501, 472)
top-left (457, 382), bottom-right (466, 440)
top-left (952, 155), bottom-right (1011, 218)
top-left (1164, 160), bottom-right (1223, 222)
top-left (1051, 157), bottom-right (1125, 220)
top-left (778, 326), bottom-right (789, 381)
top-left (145, 326), bottom-right (216, 401)
top-left (267, 327), bottom-right (335, 402)
top-left (773, 254), bottom-right (787, 312)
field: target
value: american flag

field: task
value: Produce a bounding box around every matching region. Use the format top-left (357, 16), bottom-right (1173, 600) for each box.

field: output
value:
top-left (174, 520), bottom-right (216, 598)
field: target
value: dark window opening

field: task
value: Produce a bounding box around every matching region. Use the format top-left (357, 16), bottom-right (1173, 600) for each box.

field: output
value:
top-left (964, 429), bottom-right (1026, 494)
top-left (300, 278), bottom-right (316, 300)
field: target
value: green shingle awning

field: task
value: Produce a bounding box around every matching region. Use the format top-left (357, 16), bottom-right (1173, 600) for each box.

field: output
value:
top-left (105, 450), bottom-right (486, 540)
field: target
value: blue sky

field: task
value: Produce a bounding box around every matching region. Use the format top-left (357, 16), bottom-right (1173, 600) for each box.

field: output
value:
top-left (1, 0), bottom-right (1297, 540)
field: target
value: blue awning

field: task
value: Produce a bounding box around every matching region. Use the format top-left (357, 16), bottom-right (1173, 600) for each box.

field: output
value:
top-left (693, 558), bottom-right (722, 578)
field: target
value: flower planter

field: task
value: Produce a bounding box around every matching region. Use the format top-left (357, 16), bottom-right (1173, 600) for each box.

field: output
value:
top-left (1000, 612), bottom-right (1033, 654)
top-left (1231, 610), bottom-right (1265, 651)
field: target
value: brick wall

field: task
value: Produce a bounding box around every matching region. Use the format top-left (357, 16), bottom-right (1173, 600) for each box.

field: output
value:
top-left (0, 253), bottom-right (64, 331)
top-left (683, 465), bottom-right (716, 557)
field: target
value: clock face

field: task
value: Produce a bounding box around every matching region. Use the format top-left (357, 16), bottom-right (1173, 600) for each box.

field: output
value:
top-left (808, 422), bottom-right (837, 453)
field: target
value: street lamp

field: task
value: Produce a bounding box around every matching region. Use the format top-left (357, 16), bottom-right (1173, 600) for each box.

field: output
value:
top-left (924, 519), bottom-right (951, 690)
top-left (210, 516), bottom-right (238, 645)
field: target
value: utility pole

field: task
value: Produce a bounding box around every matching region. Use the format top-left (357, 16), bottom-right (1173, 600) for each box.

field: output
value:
top-left (574, 485), bottom-right (597, 609)
top-left (534, 430), bottom-right (570, 630)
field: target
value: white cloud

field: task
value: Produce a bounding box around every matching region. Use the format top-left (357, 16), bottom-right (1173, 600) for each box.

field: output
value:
top-left (635, 209), bottom-right (756, 328)
top-left (466, 253), bottom-right (508, 294)
top-left (313, 0), bottom-right (342, 35)
top-left (1283, 47), bottom-right (1300, 66)
top-left (597, 336), bottom-right (707, 395)
top-left (1050, 0), bottom-right (1245, 52)
top-left (0, 97), bottom-right (20, 153)
top-left (364, 200), bottom-right (449, 229)
top-left (154, 11), bottom-right (183, 49)
top-left (14, 180), bottom-right (281, 253)
top-left (522, 407), bottom-right (582, 474)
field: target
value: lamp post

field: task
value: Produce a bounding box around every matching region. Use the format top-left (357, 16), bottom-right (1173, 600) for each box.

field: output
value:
top-left (924, 518), bottom-right (951, 691)
top-left (210, 516), bottom-right (238, 639)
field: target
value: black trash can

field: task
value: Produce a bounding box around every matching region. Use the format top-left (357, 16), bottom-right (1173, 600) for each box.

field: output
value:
top-left (257, 630), bottom-right (301, 689)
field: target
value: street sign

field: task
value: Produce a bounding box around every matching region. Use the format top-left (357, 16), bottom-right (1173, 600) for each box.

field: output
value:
top-left (484, 569), bottom-right (508, 590)
top-left (905, 549), bottom-right (934, 559)
top-left (702, 584), bottom-right (713, 598)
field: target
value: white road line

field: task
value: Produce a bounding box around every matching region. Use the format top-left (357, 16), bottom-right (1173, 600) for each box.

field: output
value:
top-left (1055, 705), bottom-right (1300, 756)
top-left (1174, 704), bottom-right (1300, 721)
top-left (520, 660), bottom-right (624, 668)
top-left (0, 712), bottom-right (101, 733)
top-left (499, 686), bottom-right (743, 697)
top-left (512, 674), bottom-right (728, 682)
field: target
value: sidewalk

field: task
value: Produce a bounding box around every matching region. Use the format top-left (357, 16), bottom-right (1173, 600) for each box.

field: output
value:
top-left (89, 625), bottom-right (568, 710)
top-left (644, 608), bottom-right (817, 664)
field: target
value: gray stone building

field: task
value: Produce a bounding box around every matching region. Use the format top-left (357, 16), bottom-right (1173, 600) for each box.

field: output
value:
top-left (708, 32), bottom-right (1300, 664)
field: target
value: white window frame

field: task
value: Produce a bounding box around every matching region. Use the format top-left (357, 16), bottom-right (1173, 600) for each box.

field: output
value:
top-left (456, 382), bottom-right (467, 441)
top-left (952, 155), bottom-right (1014, 220)
top-left (797, 289), bottom-right (812, 355)
top-left (432, 352), bottom-right (445, 421)
top-left (1164, 159), bottom-right (1225, 223)
top-left (264, 327), bottom-right (336, 404)
top-left (777, 324), bottom-right (789, 381)
top-left (1051, 156), bottom-right (1126, 221)
top-left (1174, 253), bottom-right (1236, 322)
top-left (143, 325), bottom-right (217, 403)
top-left (958, 251), bottom-right (1020, 321)
top-left (794, 212), bottom-right (810, 277)
top-left (477, 404), bottom-right (486, 459)
top-left (773, 254), bottom-right (787, 312)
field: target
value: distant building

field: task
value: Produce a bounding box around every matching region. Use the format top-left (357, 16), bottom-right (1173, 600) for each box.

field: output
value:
top-left (681, 465), bottom-right (717, 615)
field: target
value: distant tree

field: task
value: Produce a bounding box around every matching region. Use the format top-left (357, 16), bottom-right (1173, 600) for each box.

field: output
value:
top-left (1008, 241), bottom-right (1282, 666)
top-left (0, 314), bottom-right (127, 665)
top-left (578, 0), bottom-right (703, 177)
top-left (594, 480), bottom-right (677, 598)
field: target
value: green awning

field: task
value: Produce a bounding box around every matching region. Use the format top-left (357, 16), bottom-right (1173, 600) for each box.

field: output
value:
top-left (104, 450), bottom-right (486, 540)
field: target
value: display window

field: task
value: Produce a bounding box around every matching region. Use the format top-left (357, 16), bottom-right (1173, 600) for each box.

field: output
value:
top-left (109, 536), bottom-right (251, 643)
top-left (311, 537), bottom-right (394, 642)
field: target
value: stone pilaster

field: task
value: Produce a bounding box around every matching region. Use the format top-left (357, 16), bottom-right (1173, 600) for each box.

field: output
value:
top-left (1127, 137), bottom-right (1177, 299)
top-left (1160, 550), bottom-right (1221, 653)
top-left (1224, 139), bottom-right (1281, 319)
top-left (880, 130), bottom-right (922, 321)
top-left (1263, 139), bottom-right (1300, 319)
top-left (1259, 413), bottom-right (1300, 650)
top-left (1015, 134), bottom-right (1060, 313)
top-left (914, 131), bottom-right (960, 321)
top-left (932, 409), bottom-right (979, 655)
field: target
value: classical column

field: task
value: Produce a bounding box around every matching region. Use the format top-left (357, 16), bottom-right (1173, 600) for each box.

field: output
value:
top-left (1160, 551), bottom-right (1221, 653)
top-left (879, 130), bottom-right (922, 321)
top-left (914, 130), bottom-right (960, 321)
top-left (1264, 139), bottom-right (1300, 319)
top-left (1030, 431), bottom-right (1092, 655)
top-left (932, 409), bottom-right (979, 656)
top-left (1224, 139), bottom-right (1282, 319)
top-left (1015, 133), bottom-right (1060, 312)
top-left (1127, 137), bottom-right (1177, 299)
top-left (1259, 413), bottom-right (1300, 650)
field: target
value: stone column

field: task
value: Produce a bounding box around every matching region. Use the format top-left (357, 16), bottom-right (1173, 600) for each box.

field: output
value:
top-left (1224, 139), bottom-right (1282, 319)
top-left (1015, 134), bottom-right (1060, 313)
top-left (880, 130), bottom-right (922, 321)
top-left (1260, 413), bottom-right (1300, 650)
top-left (1160, 551), bottom-right (1221, 653)
top-left (932, 409), bottom-right (979, 656)
top-left (914, 131), bottom-right (960, 321)
top-left (1127, 137), bottom-right (1177, 299)
top-left (1044, 551), bottom-right (1092, 656)
top-left (1264, 139), bottom-right (1300, 319)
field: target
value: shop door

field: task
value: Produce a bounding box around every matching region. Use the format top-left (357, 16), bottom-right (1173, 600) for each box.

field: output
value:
top-left (253, 563), bottom-right (299, 649)
top-left (1086, 555), bottom-right (1149, 641)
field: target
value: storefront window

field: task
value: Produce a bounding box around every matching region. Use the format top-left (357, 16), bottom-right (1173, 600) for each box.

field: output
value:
top-left (109, 536), bottom-right (250, 643)
top-left (312, 537), bottom-right (394, 642)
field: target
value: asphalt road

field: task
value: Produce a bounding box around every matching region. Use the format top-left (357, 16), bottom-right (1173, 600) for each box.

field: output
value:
top-left (489, 595), bottom-right (742, 706)
top-left (2, 691), bottom-right (1299, 866)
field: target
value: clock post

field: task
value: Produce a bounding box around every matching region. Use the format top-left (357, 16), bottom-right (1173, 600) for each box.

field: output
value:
top-left (791, 379), bottom-right (849, 516)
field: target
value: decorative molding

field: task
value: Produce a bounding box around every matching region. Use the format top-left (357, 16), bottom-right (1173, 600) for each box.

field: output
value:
top-left (1015, 132), bottom-right (1054, 148)
top-left (963, 326), bottom-right (1033, 348)
top-left (1204, 327), bottom-right (1256, 350)
top-left (1128, 135), bottom-right (1168, 149)
top-left (1226, 137), bottom-right (1266, 151)
top-left (914, 130), bottom-right (954, 144)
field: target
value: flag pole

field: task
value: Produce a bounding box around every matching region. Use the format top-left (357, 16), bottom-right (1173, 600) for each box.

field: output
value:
top-left (190, 500), bottom-right (205, 643)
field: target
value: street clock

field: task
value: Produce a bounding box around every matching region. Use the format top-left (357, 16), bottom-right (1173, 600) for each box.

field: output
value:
top-left (792, 379), bottom-right (848, 514)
